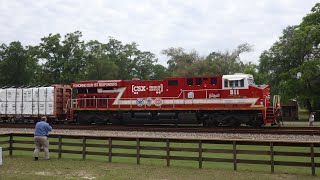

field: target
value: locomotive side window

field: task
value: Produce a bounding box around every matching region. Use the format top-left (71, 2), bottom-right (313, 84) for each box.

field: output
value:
top-left (234, 79), bottom-right (245, 87)
top-left (187, 78), bottom-right (193, 85)
top-left (77, 88), bottom-right (87, 94)
top-left (229, 81), bottom-right (234, 87)
top-left (103, 87), bottom-right (113, 90)
top-left (235, 81), bottom-right (239, 87)
top-left (168, 80), bottom-right (178, 86)
top-left (196, 78), bottom-right (202, 85)
top-left (248, 78), bottom-right (255, 85)
top-left (210, 77), bottom-right (217, 85)
top-left (224, 79), bottom-right (245, 88)
top-left (88, 88), bottom-right (97, 93)
top-left (240, 79), bottom-right (244, 86)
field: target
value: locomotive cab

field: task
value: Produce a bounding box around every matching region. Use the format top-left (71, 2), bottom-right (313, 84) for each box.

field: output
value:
top-left (222, 74), bottom-right (254, 89)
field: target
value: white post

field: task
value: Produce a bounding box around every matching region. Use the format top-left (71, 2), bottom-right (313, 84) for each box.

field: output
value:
top-left (0, 147), bottom-right (2, 165)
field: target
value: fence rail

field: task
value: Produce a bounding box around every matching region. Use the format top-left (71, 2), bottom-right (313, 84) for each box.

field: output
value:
top-left (0, 133), bottom-right (319, 176)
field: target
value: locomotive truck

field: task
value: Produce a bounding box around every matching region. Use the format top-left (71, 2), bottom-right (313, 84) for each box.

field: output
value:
top-left (67, 74), bottom-right (281, 127)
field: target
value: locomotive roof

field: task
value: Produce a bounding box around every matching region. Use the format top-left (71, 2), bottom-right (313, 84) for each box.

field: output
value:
top-left (222, 74), bottom-right (253, 80)
top-left (164, 75), bottom-right (221, 79)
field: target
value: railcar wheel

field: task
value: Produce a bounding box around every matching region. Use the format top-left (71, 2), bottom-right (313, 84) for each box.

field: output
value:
top-left (203, 115), bottom-right (219, 127)
top-left (247, 115), bottom-right (263, 127)
top-left (229, 119), bottom-right (241, 127)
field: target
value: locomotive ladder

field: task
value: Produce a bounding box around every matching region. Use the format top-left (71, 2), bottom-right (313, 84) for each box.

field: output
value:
top-left (266, 95), bottom-right (281, 125)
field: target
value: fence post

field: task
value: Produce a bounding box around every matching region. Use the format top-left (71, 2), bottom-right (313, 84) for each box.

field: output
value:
top-left (310, 143), bottom-right (315, 176)
top-left (58, 136), bottom-right (62, 159)
top-left (9, 134), bottom-right (13, 158)
top-left (108, 137), bottom-right (112, 162)
top-left (136, 138), bottom-right (140, 165)
top-left (166, 139), bottom-right (170, 167)
top-left (82, 136), bottom-right (86, 160)
top-left (199, 140), bottom-right (202, 169)
top-left (270, 142), bottom-right (274, 173)
top-left (233, 141), bottom-right (237, 170)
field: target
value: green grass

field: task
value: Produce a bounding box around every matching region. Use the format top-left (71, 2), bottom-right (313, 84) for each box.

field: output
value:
top-left (1, 135), bottom-right (319, 177)
top-left (0, 156), bottom-right (318, 180)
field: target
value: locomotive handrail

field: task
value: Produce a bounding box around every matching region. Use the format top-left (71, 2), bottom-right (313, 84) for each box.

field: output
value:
top-left (264, 95), bottom-right (267, 121)
top-left (66, 88), bottom-right (237, 110)
top-left (273, 95), bottom-right (281, 123)
top-left (273, 95), bottom-right (281, 114)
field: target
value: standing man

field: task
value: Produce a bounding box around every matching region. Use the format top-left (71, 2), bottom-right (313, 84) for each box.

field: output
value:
top-left (309, 112), bottom-right (315, 127)
top-left (33, 116), bottom-right (52, 160)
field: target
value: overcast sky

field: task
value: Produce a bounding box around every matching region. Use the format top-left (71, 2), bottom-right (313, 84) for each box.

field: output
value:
top-left (0, 0), bottom-right (318, 65)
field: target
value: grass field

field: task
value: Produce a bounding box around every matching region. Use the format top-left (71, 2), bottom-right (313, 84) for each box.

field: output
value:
top-left (1, 135), bottom-right (320, 179)
top-left (0, 156), bottom-right (318, 180)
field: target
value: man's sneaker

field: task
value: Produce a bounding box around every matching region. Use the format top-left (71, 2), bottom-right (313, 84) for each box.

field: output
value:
top-left (34, 157), bottom-right (39, 161)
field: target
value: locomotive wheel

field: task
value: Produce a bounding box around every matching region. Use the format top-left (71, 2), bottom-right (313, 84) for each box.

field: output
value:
top-left (228, 119), bottom-right (241, 127)
top-left (248, 115), bottom-right (263, 127)
top-left (204, 115), bottom-right (219, 127)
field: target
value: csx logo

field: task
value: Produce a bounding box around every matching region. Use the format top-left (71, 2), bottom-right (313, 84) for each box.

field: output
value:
top-left (132, 85), bottom-right (146, 94)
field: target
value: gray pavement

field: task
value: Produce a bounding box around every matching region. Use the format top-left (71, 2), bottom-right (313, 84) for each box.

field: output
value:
top-left (281, 121), bottom-right (320, 126)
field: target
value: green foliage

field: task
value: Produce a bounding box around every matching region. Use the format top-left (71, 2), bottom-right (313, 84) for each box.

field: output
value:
top-left (162, 43), bottom-right (254, 77)
top-left (84, 40), bottom-right (119, 80)
top-left (162, 47), bottom-right (202, 77)
top-left (85, 38), bottom-right (159, 80)
top-left (39, 31), bottom-right (87, 84)
top-left (0, 42), bottom-right (39, 86)
top-left (205, 43), bottom-right (253, 75)
top-left (258, 3), bottom-right (320, 112)
top-left (0, 32), bottom-right (164, 85)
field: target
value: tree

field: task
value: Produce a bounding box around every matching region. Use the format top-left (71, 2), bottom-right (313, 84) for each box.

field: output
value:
top-left (205, 43), bottom-right (253, 75)
top-left (162, 47), bottom-right (202, 76)
top-left (0, 42), bottom-right (39, 86)
top-left (39, 31), bottom-right (87, 84)
top-left (258, 3), bottom-right (320, 112)
top-left (150, 64), bottom-right (170, 80)
top-left (162, 43), bottom-right (254, 77)
top-left (131, 50), bottom-right (158, 79)
top-left (84, 40), bottom-right (119, 80)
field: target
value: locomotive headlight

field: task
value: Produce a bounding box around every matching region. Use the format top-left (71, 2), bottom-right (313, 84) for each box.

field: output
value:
top-left (260, 102), bottom-right (263, 105)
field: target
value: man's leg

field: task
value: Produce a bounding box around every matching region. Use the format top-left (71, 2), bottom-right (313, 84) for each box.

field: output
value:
top-left (33, 137), bottom-right (41, 160)
top-left (41, 137), bottom-right (50, 159)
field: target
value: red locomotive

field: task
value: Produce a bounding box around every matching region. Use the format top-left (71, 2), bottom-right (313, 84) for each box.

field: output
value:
top-left (67, 74), bottom-right (281, 127)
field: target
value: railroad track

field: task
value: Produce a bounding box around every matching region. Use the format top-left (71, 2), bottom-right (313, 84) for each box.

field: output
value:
top-left (1, 123), bottom-right (320, 135)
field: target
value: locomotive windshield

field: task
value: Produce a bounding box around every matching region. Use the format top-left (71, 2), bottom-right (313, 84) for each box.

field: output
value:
top-left (247, 76), bottom-right (255, 85)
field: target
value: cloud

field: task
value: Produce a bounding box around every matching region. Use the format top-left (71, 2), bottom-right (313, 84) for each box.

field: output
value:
top-left (0, 0), bottom-right (318, 65)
